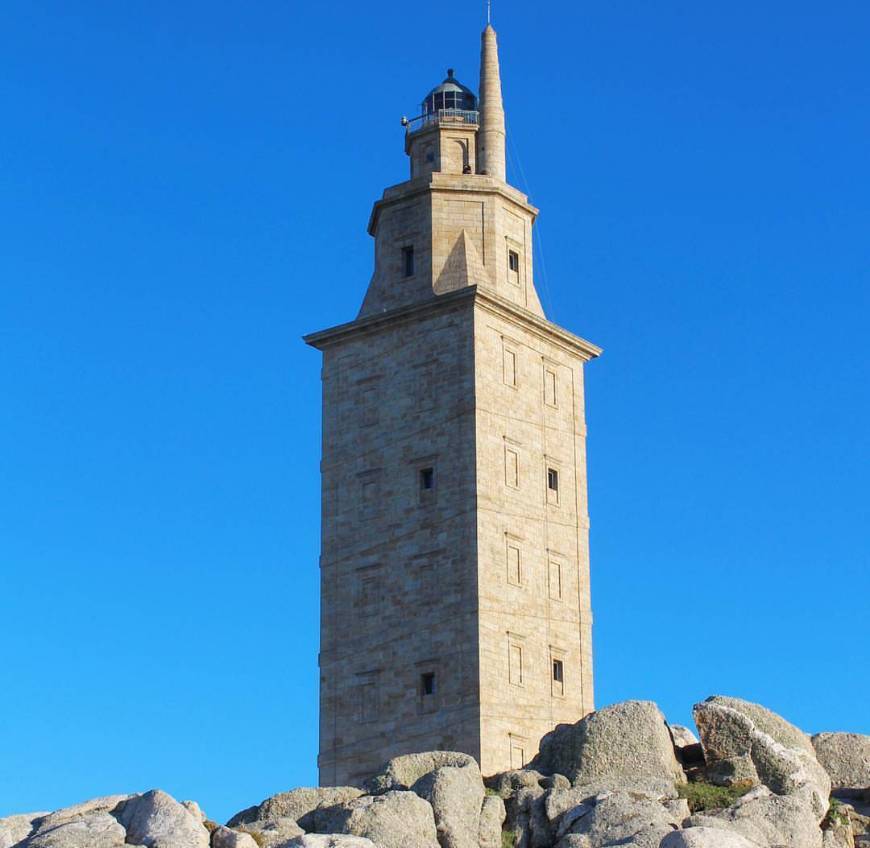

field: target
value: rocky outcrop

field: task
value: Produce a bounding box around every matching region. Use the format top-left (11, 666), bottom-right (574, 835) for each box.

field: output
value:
top-left (365, 750), bottom-right (497, 848)
top-left (416, 761), bottom-right (485, 848)
top-left (694, 695), bottom-right (831, 815)
top-left (531, 701), bottom-right (686, 791)
top-left (116, 790), bottom-right (210, 848)
top-left (3, 696), bottom-right (864, 848)
top-left (314, 790), bottom-right (439, 848)
top-left (688, 784), bottom-right (826, 847)
top-left (12, 796), bottom-right (140, 848)
top-left (29, 797), bottom-right (132, 834)
top-left (228, 788), bottom-right (363, 831)
top-left (553, 789), bottom-right (683, 847)
top-left (235, 817), bottom-right (305, 848)
top-left (365, 752), bottom-right (477, 794)
top-left (661, 828), bottom-right (760, 848)
top-left (671, 727), bottom-right (700, 749)
top-left (25, 813), bottom-right (128, 848)
top-left (813, 733), bottom-right (870, 796)
top-left (210, 826), bottom-right (258, 848)
top-left (478, 795), bottom-right (506, 848)
top-left (0, 814), bottom-right (48, 848)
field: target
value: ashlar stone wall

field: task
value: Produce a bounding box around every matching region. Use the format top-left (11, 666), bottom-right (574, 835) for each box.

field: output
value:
top-left (472, 296), bottom-right (595, 775)
top-left (316, 298), bottom-right (482, 786)
top-left (310, 287), bottom-right (597, 784)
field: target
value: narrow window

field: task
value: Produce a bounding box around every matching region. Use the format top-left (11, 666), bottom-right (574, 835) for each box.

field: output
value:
top-left (552, 658), bottom-right (565, 697)
top-left (509, 643), bottom-right (524, 685)
top-left (548, 559), bottom-right (563, 600)
top-left (362, 479), bottom-right (377, 504)
top-left (510, 742), bottom-right (525, 769)
top-left (505, 448), bottom-right (519, 488)
top-left (544, 368), bottom-right (557, 407)
top-left (360, 682), bottom-right (377, 721)
top-left (421, 672), bottom-right (436, 696)
top-left (547, 468), bottom-right (559, 493)
top-left (503, 346), bottom-right (517, 387)
top-left (507, 542), bottom-right (522, 586)
top-left (358, 574), bottom-right (381, 613)
top-left (508, 250), bottom-right (520, 273)
top-left (402, 245), bottom-right (415, 277)
top-left (420, 467), bottom-right (435, 491)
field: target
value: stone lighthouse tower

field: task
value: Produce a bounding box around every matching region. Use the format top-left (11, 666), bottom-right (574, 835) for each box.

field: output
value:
top-left (305, 24), bottom-right (601, 786)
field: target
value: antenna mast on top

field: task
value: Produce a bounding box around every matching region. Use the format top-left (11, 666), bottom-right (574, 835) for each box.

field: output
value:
top-left (487, 0), bottom-right (492, 24)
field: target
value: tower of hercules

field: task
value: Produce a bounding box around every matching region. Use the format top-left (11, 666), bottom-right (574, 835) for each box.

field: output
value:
top-left (305, 23), bottom-right (601, 786)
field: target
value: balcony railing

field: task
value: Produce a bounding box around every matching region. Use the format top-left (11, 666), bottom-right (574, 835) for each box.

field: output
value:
top-left (403, 109), bottom-right (480, 133)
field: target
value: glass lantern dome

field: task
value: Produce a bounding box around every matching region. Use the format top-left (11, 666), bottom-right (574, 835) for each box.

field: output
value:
top-left (422, 69), bottom-right (478, 115)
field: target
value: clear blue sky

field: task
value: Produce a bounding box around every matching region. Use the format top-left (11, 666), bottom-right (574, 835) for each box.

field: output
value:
top-left (1, 0), bottom-right (867, 825)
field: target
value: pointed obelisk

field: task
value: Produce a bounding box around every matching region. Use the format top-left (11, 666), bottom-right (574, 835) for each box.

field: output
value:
top-left (477, 24), bottom-right (506, 180)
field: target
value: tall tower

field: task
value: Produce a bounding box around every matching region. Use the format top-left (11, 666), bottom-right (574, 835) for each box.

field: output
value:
top-left (305, 25), bottom-right (601, 786)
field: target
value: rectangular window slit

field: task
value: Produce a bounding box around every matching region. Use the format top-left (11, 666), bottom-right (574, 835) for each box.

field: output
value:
top-left (545, 368), bottom-right (557, 406)
top-left (508, 250), bottom-right (519, 273)
top-left (548, 560), bottom-right (563, 600)
top-left (402, 246), bottom-right (415, 277)
top-left (421, 672), bottom-right (436, 696)
top-left (505, 449), bottom-right (519, 488)
top-left (420, 467), bottom-right (435, 491)
top-left (547, 468), bottom-right (559, 492)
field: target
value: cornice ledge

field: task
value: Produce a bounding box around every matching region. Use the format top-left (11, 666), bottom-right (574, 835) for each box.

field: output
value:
top-left (304, 286), bottom-right (602, 361)
top-left (303, 287), bottom-right (477, 350)
top-left (473, 288), bottom-right (602, 361)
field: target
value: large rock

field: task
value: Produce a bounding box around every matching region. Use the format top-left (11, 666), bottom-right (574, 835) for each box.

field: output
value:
top-left (365, 752), bottom-right (477, 794)
top-left (411, 761), bottom-right (484, 848)
top-left (510, 786), bottom-right (550, 848)
top-left (367, 751), bottom-right (486, 848)
top-left (478, 795), bottom-right (506, 848)
top-left (235, 817), bottom-right (305, 848)
top-left (694, 696), bottom-right (831, 815)
top-left (686, 784), bottom-right (824, 848)
top-left (486, 770), bottom-right (550, 800)
top-left (556, 789), bottom-right (682, 848)
top-left (543, 786), bottom-right (594, 841)
top-left (283, 838), bottom-right (377, 848)
top-left (182, 802), bottom-right (206, 824)
top-left (211, 825), bottom-right (259, 848)
top-left (228, 788), bottom-right (363, 831)
top-left (25, 813), bottom-right (127, 848)
top-left (19, 796), bottom-right (137, 848)
top-left (115, 789), bottom-right (210, 848)
top-left (698, 696), bottom-right (817, 754)
top-left (531, 701), bottom-right (686, 789)
top-left (813, 733), bottom-right (870, 795)
top-left (661, 827), bottom-right (763, 848)
top-left (29, 797), bottom-right (131, 832)
top-left (545, 782), bottom-right (686, 846)
top-left (842, 798), bottom-right (870, 840)
top-left (822, 818), bottom-right (855, 848)
top-left (314, 790), bottom-right (439, 848)
top-left (672, 726), bottom-right (701, 748)
top-left (0, 814), bottom-right (47, 848)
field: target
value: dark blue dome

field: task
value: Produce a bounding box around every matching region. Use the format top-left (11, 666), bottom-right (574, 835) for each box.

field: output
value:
top-left (422, 69), bottom-right (477, 115)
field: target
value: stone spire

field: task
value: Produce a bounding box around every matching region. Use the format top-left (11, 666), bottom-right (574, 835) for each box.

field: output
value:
top-left (477, 24), bottom-right (506, 181)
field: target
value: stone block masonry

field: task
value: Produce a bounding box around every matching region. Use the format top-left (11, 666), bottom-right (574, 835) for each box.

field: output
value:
top-left (305, 22), bottom-right (601, 785)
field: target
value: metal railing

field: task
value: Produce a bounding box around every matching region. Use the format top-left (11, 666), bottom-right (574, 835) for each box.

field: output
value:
top-left (403, 109), bottom-right (480, 133)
